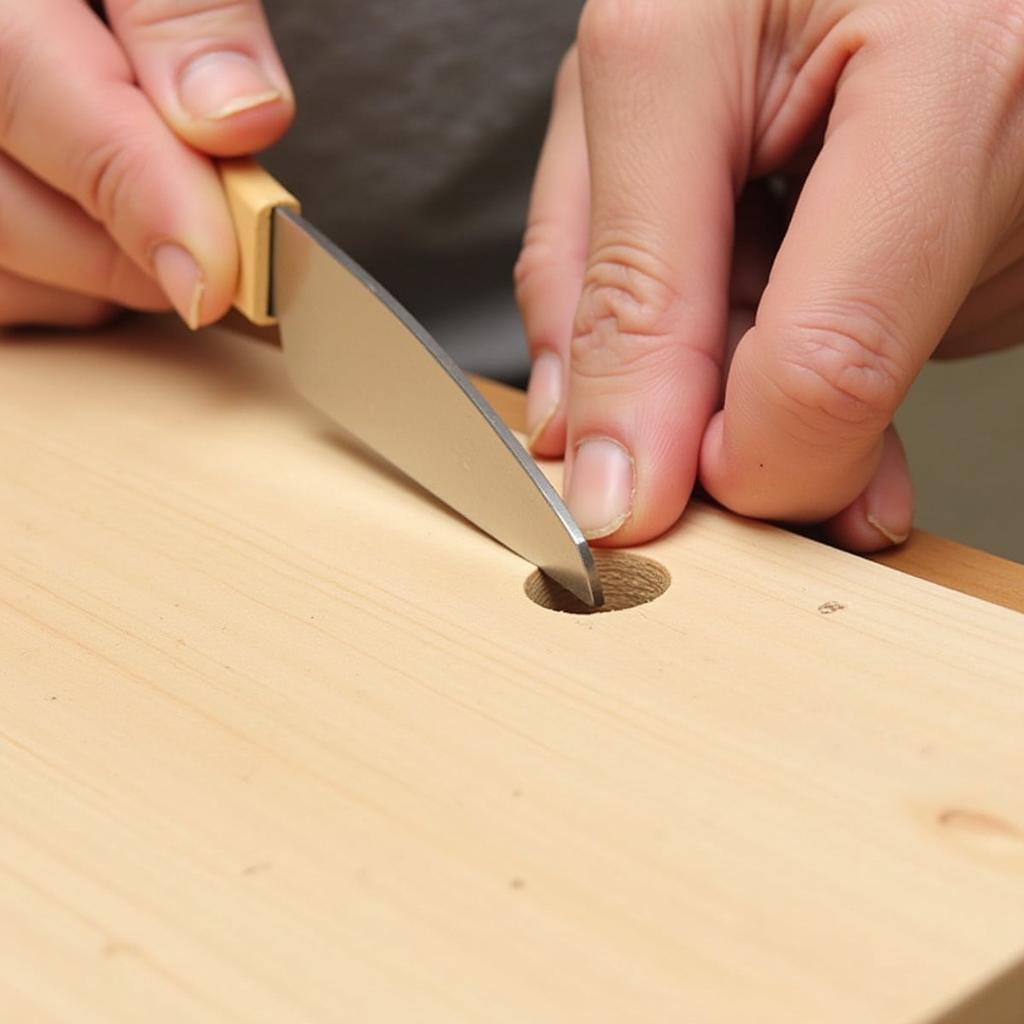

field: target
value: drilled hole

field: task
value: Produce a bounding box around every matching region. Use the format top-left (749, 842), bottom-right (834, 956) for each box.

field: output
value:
top-left (525, 551), bottom-right (671, 614)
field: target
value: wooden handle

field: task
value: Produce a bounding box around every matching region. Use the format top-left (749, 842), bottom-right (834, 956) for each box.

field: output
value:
top-left (218, 158), bottom-right (300, 326)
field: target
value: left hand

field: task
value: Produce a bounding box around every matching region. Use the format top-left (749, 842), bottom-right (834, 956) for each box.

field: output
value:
top-left (0, 0), bottom-right (292, 330)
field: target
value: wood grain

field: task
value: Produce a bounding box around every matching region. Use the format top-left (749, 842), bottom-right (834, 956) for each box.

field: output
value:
top-left (2, 317), bottom-right (1023, 1024)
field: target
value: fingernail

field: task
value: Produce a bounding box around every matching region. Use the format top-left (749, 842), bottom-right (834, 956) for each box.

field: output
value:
top-left (865, 489), bottom-right (912, 546)
top-left (178, 51), bottom-right (282, 121)
top-left (865, 513), bottom-right (910, 546)
top-left (526, 351), bottom-right (562, 448)
top-left (152, 243), bottom-right (204, 330)
top-left (567, 438), bottom-right (635, 539)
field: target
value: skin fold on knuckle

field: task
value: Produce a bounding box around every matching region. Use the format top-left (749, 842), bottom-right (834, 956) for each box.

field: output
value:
top-left (69, 101), bottom-right (160, 237)
top-left (116, 0), bottom-right (258, 39)
top-left (767, 307), bottom-right (909, 441)
top-left (570, 242), bottom-right (684, 386)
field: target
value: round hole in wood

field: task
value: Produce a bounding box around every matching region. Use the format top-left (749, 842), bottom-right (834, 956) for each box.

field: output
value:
top-left (524, 551), bottom-right (671, 614)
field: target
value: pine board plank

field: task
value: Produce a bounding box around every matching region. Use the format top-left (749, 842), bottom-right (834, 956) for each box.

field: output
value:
top-left (1, 317), bottom-right (1023, 1023)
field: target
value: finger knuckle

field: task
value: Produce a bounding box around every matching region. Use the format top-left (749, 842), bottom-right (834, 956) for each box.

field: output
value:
top-left (578, 0), bottom-right (665, 66)
top-left (771, 306), bottom-right (907, 435)
top-left (513, 219), bottom-right (584, 300)
top-left (72, 114), bottom-right (150, 229)
top-left (570, 242), bottom-right (681, 382)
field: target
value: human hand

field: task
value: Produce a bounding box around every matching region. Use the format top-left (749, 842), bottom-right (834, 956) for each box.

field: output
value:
top-left (516, 0), bottom-right (1024, 551)
top-left (0, 0), bottom-right (292, 329)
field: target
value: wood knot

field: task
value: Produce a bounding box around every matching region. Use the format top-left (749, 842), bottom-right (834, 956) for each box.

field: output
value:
top-left (937, 808), bottom-right (1024, 856)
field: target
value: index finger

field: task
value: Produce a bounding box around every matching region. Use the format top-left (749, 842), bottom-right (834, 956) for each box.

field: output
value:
top-left (562, 0), bottom-right (737, 543)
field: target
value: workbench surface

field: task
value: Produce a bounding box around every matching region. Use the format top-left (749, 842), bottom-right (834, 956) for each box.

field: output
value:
top-left (2, 318), bottom-right (1022, 1023)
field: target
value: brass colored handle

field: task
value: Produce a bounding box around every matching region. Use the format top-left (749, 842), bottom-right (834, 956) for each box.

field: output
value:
top-left (218, 158), bottom-right (300, 326)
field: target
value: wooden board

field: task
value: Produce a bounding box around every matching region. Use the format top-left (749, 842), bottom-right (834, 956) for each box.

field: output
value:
top-left (1, 316), bottom-right (1023, 1023)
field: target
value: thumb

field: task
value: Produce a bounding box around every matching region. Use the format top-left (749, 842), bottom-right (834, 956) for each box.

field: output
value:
top-left (104, 0), bottom-right (294, 156)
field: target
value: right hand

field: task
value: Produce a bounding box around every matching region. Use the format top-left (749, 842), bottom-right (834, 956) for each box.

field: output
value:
top-left (516, 0), bottom-right (1024, 553)
top-left (0, 0), bottom-right (293, 329)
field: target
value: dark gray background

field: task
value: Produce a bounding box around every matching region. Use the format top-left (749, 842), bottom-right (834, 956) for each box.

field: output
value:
top-left (262, 1), bottom-right (583, 378)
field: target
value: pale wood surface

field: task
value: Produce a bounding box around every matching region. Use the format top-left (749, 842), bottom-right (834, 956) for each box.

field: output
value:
top-left (2, 317), bottom-right (1023, 1023)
